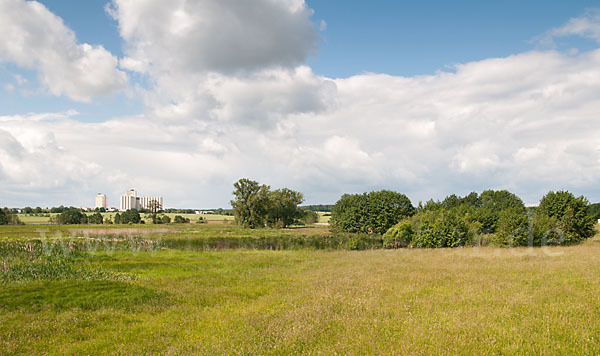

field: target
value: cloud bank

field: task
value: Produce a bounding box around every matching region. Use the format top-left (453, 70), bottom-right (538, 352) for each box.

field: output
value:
top-left (1, 1), bottom-right (600, 208)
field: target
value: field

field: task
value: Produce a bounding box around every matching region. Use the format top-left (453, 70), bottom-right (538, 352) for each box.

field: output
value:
top-left (15, 213), bottom-right (234, 224)
top-left (2, 223), bottom-right (600, 355)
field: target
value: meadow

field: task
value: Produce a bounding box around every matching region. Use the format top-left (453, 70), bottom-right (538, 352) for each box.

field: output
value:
top-left (15, 213), bottom-right (235, 224)
top-left (1, 223), bottom-right (600, 355)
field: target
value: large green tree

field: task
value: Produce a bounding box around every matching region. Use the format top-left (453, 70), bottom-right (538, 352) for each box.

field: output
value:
top-left (266, 188), bottom-right (304, 228)
top-left (536, 190), bottom-right (595, 244)
top-left (231, 178), bottom-right (270, 228)
top-left (331, 190), bottom-right (415, 234)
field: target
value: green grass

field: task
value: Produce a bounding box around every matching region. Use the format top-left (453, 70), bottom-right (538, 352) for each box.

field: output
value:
top-left (2, 225), bottom-right (600, 354)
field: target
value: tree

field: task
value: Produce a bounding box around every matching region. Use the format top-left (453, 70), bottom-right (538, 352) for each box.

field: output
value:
top-left (147, 199), bottom-right (163, 224)
top-left (330, 190), bottom-right (415, 234)
top-left (300, 210), bottom-right (319, 225)
top-left (266, 188), bottom-right (304, 228)
top-left (57, 209), bottom-right (87, 225)
top-left (114, 212), bottom-right (122, 224)
top-left (231, 178), bottom-right (270, 228)
top-left (536, 190), bottom-right (595, 244)
top-left (121, 209), bottom-right (141, 224)
top-left (473, 190), bottom-right (526, 233)
top-left (88, 212), bottom-right (104, 224)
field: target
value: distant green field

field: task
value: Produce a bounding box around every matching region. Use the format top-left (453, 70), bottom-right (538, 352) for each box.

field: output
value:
top-left (2, 224), bottom-right (600, 355)
top-left (16, 213), bottom-right (234, 224)
top-left (317, 211), bottom-right (331, 223)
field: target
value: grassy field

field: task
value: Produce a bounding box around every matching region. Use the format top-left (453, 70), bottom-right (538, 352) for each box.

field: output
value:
top-left (2, 224), bottom-right (600, 355)
top-left (15, 213), bottom-right (234, 224)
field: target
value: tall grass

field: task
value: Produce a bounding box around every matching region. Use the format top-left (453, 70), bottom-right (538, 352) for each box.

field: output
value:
top-left (0, 239), bottom-right (152, 283)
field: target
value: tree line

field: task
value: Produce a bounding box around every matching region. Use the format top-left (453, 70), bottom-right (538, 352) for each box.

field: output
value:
top-left (330, 189), bottom-right (596, 247)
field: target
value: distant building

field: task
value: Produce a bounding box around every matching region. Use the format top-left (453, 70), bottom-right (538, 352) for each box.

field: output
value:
top-left (119, 189), bottom-right (163, 211)
top-left (139, 196), bottom-right (163, 210)
top-left (120, 189), bottom-right (137, 211)
top-left (95, 194), bottom-right (107, 209)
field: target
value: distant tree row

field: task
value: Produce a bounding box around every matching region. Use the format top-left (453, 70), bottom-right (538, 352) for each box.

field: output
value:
top-left (230, 178), bottom-right (311, 228)
top-left (331, 189), bottom-right (596, 247)
top-left (301, 204), bottom-right (334, 212)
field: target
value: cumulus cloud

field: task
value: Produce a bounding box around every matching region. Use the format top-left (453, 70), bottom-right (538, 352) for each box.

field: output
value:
top-left (107, 0), bottom-right (317, 75)
top-left (106, 0), bottom-right (329, 127)
top-left (0, 0), bottom-right (127, 102)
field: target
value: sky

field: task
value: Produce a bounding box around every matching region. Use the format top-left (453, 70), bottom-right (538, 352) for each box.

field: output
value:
top-left (1, 0), bottom-right (600, 208)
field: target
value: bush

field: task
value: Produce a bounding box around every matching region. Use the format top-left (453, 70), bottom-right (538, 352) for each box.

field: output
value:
top-left (492, 208), bottom-right (529, 246)
top-left (410, 209), bottom-right (474, 248)
top-left (173, 215), bottom-right (190, 224)
top-left (300, 210), bottom-right (319, 225)
top-left (383, 220), bottom-right (413, 248)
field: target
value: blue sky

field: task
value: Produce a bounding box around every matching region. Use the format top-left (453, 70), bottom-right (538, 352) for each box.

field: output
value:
top-left (1, 0), bottom-right (600, 208)
top-left (307, 0), bottom-right (599, 76)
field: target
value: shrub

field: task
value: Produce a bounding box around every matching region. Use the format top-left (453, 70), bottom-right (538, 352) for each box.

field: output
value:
top-left (173, 215), bottom-right (190, 224)
top-left (493, 208), bottom-right (529, 246)
top-left (383, 220), bottom-right (413, 248)
top-left (300, 210), bottom-right (319, 225)
top-left (410, 210), bottom-right (474, 248)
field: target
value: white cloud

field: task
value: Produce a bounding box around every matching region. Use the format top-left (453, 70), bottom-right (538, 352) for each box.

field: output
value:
top-left (0, 0), bottom-right (127, 102)
top-left (108, 0), bottom-right (317, 75)
top-left (539, 10), bottom-right (600, 46)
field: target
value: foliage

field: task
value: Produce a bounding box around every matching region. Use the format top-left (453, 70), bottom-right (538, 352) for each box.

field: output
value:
top-left (383, 220), bottom-right (413, 248)
top-left (330, 190), bottom-right (415, 234)
top-left (493, 208), bottom-right (529, 246)
top-left (88, 212), bottom-right (104, 225)
top-left (173, 215), bottom-right (190, 224)
top-left (231, 179), bottom-right (306, 229)
top-left (587, 203), bottom-right (600, 221)
top-left (300, 210), bottom-right (319, 225)
top-left (231, 178), bottom-right (271, 228)
top-left (0, 208), bottom-right (22, 225)
top-left (266, 188), bottom-right (304, 228)
top-left (537, 190), bottom-right (595, 244)
top-left (409, 209), bottom-right (474, 248)
top-left (57, 209), bottom-right (88, 225)
top-left (121, 209), bottom-right (141, 224)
